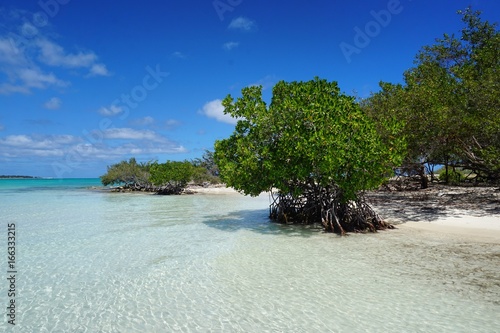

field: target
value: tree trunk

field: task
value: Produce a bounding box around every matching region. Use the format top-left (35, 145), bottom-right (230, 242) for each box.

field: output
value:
top-left (419, 164), bottom-right (428, 189)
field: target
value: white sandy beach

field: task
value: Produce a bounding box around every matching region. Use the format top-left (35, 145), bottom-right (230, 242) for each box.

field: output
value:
top-left (400, 214), bottom-right (500, 243)
top-left (186, 184), bottom-right (243, 194)
top-left (367, 185), bottom-right (500, 243)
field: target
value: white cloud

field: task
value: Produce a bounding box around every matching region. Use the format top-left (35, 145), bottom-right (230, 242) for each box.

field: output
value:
top-left (0, 16), bottom-right (110, 95)
top-left (0, 132), bottom-right (185, 159)
top-left (101, 128), bottom-right (167, 142)
top-left (0, 38), bottom-right (27, 66)
top-left (43, 97), bottom-right (62, 110)
top-left (37, 39), bottom-right (97, 68)
top-left (130, 117), bottom-right (180, 130)
top-left (1, 135), bottom-right (32, 146)
top-left (223, 41), bottom-right (240, 51)
top-left (0, 36), bottom-right (69, 93)
top-left (20, 68), bottom-right (69, 89)
top-left (36, 39), bottom-right (110, 77)
top-left (228, 17), bottom-right (256, 31)
top-left (200, 99), bottom-right (241, 125)
top-left (130, 116), bottom-right (155, 126)
top-left (75, 142), bottom-right (186, 159)
top-left (88, 63), bottom-right (110, 77)
top-left (0, 83), bottom-right (30, 95)
top-left (165, 119), bottom-right (180, 129)
top-left (98, 105), bottom-right (124, 116)
top-left (52, 135), bottom-right (78, 144)
top-left (0, 134), bottom-right (81, 157)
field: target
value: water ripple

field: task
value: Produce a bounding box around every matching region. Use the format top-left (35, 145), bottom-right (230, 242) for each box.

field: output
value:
top-left (2, 190), bottom-right (499, 332)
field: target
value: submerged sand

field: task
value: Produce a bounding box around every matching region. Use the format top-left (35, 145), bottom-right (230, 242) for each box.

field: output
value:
top-left (193, 183), bottom-right (500, 310)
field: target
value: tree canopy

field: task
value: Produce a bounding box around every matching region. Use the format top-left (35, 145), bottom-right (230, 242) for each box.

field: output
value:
top-left (362, 7), bottom-right (500, 183)
top-left (100, 155), bottom-right (220, 194)
top-left (149, 161), bottom-right (194, 194)
top-left (100, 158), bottom-right (151, 188)
top-left (214, 78), bottom-right (405, 234)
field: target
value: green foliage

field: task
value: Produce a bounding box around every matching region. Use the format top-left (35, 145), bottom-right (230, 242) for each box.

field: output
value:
top-left (101, 154), bottom-right (221, 193)
top-left (214, 77), bottom-right (406, 201)
top-left (190, 166), bottom-right (220, 185)
top-left (150, 161), bottom-right (193, 187)
top-left (438, 168), bottom-right (466, 185)
top-left (100, 158), bottom-right (151, 187)
top-left (191, 150), bottom-right (220, 177)
top-left (190, 150), bottom-right (221, 185)
top-left (362, 7), bottom-right (500, 182)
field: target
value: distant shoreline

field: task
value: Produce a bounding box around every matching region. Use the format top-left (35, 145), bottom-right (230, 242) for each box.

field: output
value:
top-left (0, 175), bottom-right (41, 179)
top-left (91, 183), bottom-right (243, 195)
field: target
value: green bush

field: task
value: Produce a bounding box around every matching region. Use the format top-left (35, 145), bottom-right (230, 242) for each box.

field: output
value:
top-left (438, 168), bottom-right (466, 184)
top-left (190, 166), bottom-right (220, 185)
top-left (150, 161), bottom-right (193, 187)
top-left (100, 158), bottom-right (151, 187)
top-left (101, 155), bottom-right (222, 193)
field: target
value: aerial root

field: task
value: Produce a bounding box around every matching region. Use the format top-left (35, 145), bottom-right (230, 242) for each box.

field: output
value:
top-left (269, 186), bottom-right (392, 234)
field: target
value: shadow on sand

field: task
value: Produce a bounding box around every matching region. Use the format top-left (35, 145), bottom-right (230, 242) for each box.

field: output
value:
top-left (367, 185), bottom-right (500, 224)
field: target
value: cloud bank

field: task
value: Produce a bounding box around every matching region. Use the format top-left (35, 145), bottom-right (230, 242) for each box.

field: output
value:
top-left (0, 16), bottom-right (109, 95)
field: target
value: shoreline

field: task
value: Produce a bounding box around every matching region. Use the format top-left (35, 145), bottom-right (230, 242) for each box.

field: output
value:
top-left (397, 215), bottom-right (500, 244)
top-left (93, 183), bottom-right (500, 242)
top-left (91, 184), bottom-right (244, 195)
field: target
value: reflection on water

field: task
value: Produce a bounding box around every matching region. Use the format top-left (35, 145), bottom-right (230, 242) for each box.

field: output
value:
top-left (1, 186), bottom-right (499, 332)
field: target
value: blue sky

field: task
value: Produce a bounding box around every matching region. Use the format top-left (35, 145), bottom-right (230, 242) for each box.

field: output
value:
top-left (0, 0), bottom-right (499, 178)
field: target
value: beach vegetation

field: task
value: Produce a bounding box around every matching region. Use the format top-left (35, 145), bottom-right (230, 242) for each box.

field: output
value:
top-left (149, 161), bottom-right (194, 194)
top-left (190, 150), bottom-right (221, 185)
top-left (100, 158), bottom-right (152, 189)
top-left (100, 153), bottom-right (221, 193)
top-left (362, 7), bottom-right (500, 184)
top-left (437, 167), bottom-right (468, 185)
top-left (214, 77), bottom-right (405, 234)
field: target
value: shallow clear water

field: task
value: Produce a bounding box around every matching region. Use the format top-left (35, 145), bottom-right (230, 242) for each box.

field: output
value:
top-left (1, 179), bottom-right (499, 332)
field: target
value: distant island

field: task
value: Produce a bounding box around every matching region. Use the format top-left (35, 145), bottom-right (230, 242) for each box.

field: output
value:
top-left (0, 175), bottom-right (41, 179)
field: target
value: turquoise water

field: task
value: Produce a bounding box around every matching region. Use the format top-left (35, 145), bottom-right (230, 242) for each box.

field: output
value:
top-left (1, 179), bottom-right (499, 332)
top-left (0, 178), bottom-right (102, 192)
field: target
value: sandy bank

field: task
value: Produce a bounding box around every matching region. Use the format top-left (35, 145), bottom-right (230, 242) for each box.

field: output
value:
top-left (399, 215), bottom-right (500, 243)
top-left (185, 184), bottom-right (242, 194)
top-left (368, 185), bottom-right (500, 243)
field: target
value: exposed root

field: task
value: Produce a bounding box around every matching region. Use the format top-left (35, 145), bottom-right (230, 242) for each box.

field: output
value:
top-left (269, 185), bottom-right (392, 235)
